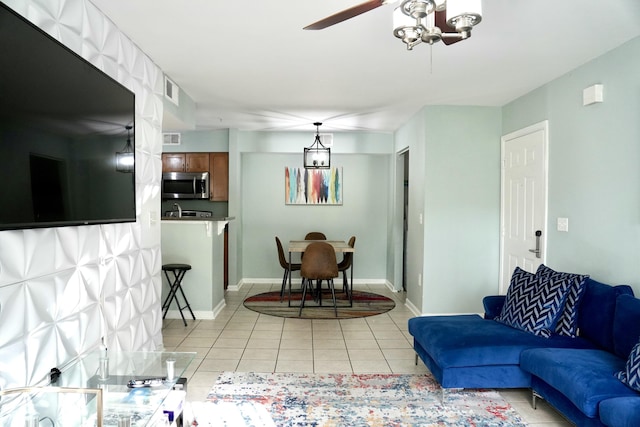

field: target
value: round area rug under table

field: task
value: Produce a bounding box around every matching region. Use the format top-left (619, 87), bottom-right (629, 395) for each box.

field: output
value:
top-left (243, 290), bottom-right (396, 319)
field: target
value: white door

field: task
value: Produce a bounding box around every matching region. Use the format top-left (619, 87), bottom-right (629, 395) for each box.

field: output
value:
top-left (499, 121), bottom-right (549, 293)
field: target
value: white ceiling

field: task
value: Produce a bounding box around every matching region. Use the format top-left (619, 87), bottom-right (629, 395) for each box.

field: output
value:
top-left (90, 0), bottom-right (640, 133)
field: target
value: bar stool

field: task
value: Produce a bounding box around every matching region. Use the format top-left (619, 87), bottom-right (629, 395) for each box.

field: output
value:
top-left (162, 263), bottom-right (196, 326)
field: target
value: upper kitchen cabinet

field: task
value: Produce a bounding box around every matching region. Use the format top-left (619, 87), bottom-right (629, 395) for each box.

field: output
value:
top-left (209, 153), bottom-right (228, 201)
top-left (162, 153), bottom-right (210, 172)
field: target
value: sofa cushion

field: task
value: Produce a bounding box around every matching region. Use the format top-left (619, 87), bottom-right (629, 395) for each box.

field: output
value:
top-left (616, 340), bottom-right (640, 391)
top-left (495, 267), bottom-right (573, 337)
top-left (578, 280), bottom-right (634, 353)
top-left (613, 295), bottom-right (640, 359)
top-left (599, 397), bottom-right (640, 427)
top-left (408, 314), bottom-right (594, 369)
top-left (521, 348), bottom-right (637, 417)
top-left (536, 264), bottom-right (588, 337)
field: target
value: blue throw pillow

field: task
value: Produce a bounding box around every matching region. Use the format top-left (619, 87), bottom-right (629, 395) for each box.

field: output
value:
top-left (536, 264), bottom-right (589, 337)
top-left (616, 339), bottom-right (640, 391)
top-left (495, 267), bottom-right (572, 338)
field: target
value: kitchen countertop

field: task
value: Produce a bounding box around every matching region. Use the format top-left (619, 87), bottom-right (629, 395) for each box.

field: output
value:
top-left (161, 216), bottom-right (235, 221)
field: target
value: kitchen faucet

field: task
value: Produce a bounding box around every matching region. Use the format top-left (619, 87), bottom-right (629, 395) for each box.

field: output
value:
top-left (172, 202), bottom-right (182, 218)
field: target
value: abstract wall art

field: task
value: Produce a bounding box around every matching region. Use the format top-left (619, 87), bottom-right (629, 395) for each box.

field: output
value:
top-left (285, 167), bottom-right (342, 205)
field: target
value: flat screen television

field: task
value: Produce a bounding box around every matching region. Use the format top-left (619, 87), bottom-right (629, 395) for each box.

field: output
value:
top-left (0, 3), bottom-right (136, 231)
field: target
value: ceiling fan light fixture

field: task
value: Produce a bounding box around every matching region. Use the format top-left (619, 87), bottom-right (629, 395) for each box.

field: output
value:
top-left (393, 5), bottom-right (422, 49)
top-left (446, 0), bottom-right (482, 32)
top-left (392, 0), bottom-right (482, 50)
top-left (405, 0), bottom-right (432, 18)
top-left (305, 0), bottom-right (482, 51)
top-left (420, 12), bottom-right (442, 45)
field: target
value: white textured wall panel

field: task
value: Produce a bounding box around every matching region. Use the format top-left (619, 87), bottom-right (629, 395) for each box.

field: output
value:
top-left (0, 0), bottom-right (164, 391)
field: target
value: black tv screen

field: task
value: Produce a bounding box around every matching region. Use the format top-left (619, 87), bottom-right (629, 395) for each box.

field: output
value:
top-left (0, 3), bottom-right (136, 231)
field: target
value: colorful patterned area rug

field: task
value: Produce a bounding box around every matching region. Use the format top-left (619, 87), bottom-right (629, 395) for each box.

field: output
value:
top-left (194, 372), bottom-right (528, 426)
top-left (243, 290), bottom-right (396, 319)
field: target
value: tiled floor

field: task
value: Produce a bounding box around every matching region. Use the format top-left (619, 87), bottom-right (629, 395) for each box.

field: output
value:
top-left (162, 283), bottom-right (572, 426)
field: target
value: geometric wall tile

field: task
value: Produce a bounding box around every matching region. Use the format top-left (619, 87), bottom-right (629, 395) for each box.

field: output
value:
top-left (0, 230), bottom-right (26, 287)
top-left (0, 0), bottom-right (164, 389)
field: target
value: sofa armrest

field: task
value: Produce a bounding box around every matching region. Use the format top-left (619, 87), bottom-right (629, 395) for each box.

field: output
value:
top-left (600, 397), bottom-right (640, 427)
top-left (483, 295), bottom-right (506, 319)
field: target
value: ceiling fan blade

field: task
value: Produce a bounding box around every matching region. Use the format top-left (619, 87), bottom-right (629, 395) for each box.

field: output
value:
top-left (304, 0), bottom-right (386, 30)
top-left (434, 10), bottom-right (462, 45)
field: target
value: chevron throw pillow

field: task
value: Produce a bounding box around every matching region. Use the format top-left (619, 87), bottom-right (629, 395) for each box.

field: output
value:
top-left (536, 265), bottom-right (589, 337)
top-left (616, 340), bottom-right (640, 391)
top-left (495, 267), bottom-right (573, 338)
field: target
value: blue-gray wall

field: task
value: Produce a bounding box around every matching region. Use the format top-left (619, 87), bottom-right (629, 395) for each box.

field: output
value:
top-left (241, 152), bottom-right (390, 280)
top-left (234, 131), bottom-right (394, 284)
top-left (395, 106), bottom-right (502, 314)
top-left (503, 36), bottom-right (640, 289)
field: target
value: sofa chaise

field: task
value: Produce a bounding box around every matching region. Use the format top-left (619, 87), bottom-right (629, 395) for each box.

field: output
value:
top-left (408, 265), bottom-right (640, 426)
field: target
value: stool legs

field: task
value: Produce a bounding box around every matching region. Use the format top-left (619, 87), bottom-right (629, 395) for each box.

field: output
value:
top-left (162, 268), bottom-right (196, 326)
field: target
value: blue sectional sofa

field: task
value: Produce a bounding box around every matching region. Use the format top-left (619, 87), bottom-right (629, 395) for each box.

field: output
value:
top-left (408, 269), bottom-right (640, 427)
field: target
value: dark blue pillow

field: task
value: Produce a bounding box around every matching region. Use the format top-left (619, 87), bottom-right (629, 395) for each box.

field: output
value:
top-left (578, 279), bottom-right (634, 353)
top-left (536, 264), bottom-right (588, 337)
top-left (613, 294), bottom-right (640, 359)
top-left (495, 267), bottom-right (572, 338)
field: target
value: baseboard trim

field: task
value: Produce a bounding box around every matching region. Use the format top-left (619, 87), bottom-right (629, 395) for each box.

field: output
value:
top-left (212, 299), bottom-right (226, 318)
top-left (405, 299), bottom-right (421, 317)
top-left (164, 309), bottom-right (214, 320)
top-left (164, 300), bottom-right (228, 320)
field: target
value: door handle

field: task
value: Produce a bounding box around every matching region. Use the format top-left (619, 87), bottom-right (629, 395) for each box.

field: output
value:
top-left (529, 230), bottom-right (542, 259)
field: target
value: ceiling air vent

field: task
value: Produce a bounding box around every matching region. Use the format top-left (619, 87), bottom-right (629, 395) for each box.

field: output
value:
top-left (319, 133), bottom-right (333, 147)
top-left (164, 75), bottom-right (179, 106)
top-left (163, 133), bottom-right (181, 145)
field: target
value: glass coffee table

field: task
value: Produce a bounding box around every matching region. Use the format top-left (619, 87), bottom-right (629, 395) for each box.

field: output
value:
top-left (0, 351), bottom-right (196, 426)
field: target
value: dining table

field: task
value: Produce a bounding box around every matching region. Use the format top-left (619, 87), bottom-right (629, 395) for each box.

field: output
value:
top-left (287, 240), bottom-right (355, 307)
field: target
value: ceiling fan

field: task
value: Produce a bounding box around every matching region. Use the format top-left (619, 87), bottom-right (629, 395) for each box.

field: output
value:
top-left (303, 0), bottom-right (389, 30)
top-left (304, 0), bottom-right (483, 50)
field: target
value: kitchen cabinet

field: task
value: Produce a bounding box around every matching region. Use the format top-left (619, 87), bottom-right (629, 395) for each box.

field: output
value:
top-left (209, 152), bottom-right (228, 201)
top-left (162, 152), bottom-right (228, 201)
top-left (162, 153), bottom-right (184, 172)
top-left (162, 152), bottom-right (210, 172)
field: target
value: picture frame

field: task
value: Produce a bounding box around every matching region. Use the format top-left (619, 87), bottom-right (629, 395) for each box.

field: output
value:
top-left (285, 167), bottom-right (342, 205)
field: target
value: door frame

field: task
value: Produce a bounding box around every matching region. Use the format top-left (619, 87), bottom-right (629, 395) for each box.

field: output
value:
top-left (393, 147), bottom-right (409, 292)
top-left (499, 120), bottom-right (550, 293)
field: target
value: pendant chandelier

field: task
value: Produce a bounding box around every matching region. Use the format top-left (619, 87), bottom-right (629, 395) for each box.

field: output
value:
top-left (115, 125), bottom-right (134, 173)
top-left (304, 122), bottom-right (331, 169)
top-left (393, 0), bottom-right (482, 50)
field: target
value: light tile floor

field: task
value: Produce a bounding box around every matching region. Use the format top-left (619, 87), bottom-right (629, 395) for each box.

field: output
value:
top-left (162, 283), bottom-right (572, 426)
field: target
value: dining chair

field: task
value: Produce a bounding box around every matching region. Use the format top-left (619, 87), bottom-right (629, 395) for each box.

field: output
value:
top-left (275, 237), bottom-right (301, 302)
top-left (337, 236), bottom-right (356, 296)
top-left (301, 232), bottom-right (327, 263)
top-left (299, 242), bottom-right (339, 317)
top-left (304, 231), bottom-right (327, 240)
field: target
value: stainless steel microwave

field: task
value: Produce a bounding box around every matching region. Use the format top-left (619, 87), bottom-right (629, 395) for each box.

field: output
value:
top-left (162, 172), bottom-right (210, 199)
